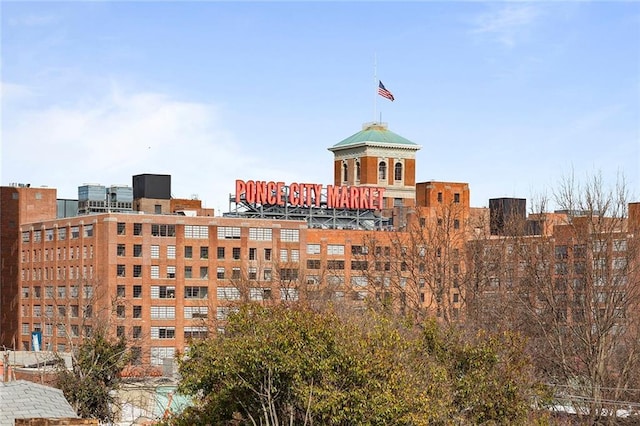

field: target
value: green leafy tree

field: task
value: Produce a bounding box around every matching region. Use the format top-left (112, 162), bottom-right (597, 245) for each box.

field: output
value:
top-left (55, 327), bottom-right (131, 422)
top-left (168, 304), bottom-right (545, 425)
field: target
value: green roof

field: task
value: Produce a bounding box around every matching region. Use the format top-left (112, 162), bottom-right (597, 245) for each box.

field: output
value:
top-left (330, 123), bottom-right (420, 151)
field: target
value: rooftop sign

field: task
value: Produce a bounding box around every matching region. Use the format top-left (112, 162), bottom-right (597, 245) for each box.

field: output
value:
top-left (235, 180), bottom-right (385, 210)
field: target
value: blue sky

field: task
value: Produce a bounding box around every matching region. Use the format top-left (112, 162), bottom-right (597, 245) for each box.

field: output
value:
top-left (2, 1), bottom-right (639, 213)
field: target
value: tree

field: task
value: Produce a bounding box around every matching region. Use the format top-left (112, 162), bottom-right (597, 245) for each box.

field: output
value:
top-left (466, 173), bottom-right (640, 423)
top-left (167, 304), bottom-right (545, 425)
top-left (55, 326), bottom-right (131, 422)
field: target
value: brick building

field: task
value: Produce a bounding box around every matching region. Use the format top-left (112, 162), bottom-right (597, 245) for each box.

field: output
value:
top-left (1, 123), bottom-right (474, 365)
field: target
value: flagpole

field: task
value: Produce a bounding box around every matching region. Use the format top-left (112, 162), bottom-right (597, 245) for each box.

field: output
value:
top-left (373, 53), bottom-right (377, 124)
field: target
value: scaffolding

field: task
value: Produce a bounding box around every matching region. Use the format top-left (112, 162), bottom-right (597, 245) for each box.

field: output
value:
top-left (224, 193), bottom-right (391, 231)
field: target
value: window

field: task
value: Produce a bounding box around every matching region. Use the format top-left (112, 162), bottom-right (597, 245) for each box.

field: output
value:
top-left (249, 288), bottom-right (271, 301)
top-left (342, 162), bottom-right (348, 182)
top-left (264, 269), bottom-right (272, 281)
top-left (232, 268), bottom-right (241, 279)
top-left (150, 347), bottom-right (176, 365)
top-left (71, 227), bottom-right (79, 239)
top-left (151, 306), bottom-right (176, 319)
top-left (185, 225), bottom-right (209, 239)
top-left (454, 193), bottom-right (460, 203)
top-left (184, 307), bottom-right (209, 319)
top-left (117, 223), bottom-right (126, 235)
top-left (184, 327), bottom-right (208, 339)
top-left (133, 306), bottom-right (142, 318)
top-left (133, 265), bottom-right (142, 277)
top-left (217, 287), bottom-right (241, 301)
top-left (378, 161), bottom-right (387, 180)
top-left (185, 266), bottom-right (193, 278)
top-left (58, 228), bottom-right (66, 240)
top-left (117, 285), bottom-right (125, 298)
top-left (328, 260), bottom-right (345, 270)
top-left (117, 265), bottom-right (126, 277)
top-left (216, 307), bottom-right (232, 320)
top-left (354, 291), bottom-right (368, 301)
top-left (83, 305), bottom-right (93, 318)
top-left (130, 347), bottom-right (142, 365)
top-left (151, 224), bottom-right (175, 237)
top-left (185, 286), bottom-right (208, 299)
top-left (249, 228), bottom-right (272, 241)
top-left (307, 244), bottom-right (321, 255)
top-left (291, 250), bottom-right (299, 262)
top-left (279, 268), bottom-right (299, 280)
top-left (167, 245), bottom-right (176, 259)
top-left (351, 245), bottom-right (368, 255)
top-left (249, 247), bottom-right (257, 260)
top-left (280, 249), bottom-right (288, 262)
top-left (351, 261), bottom-right (368, 270)
top-left (70, 305), bottom-right (79, 318)
top-left (151, 286), bottom-right (176, 299)
top-left (351, 276), bottom-right (368, 287)
top-left (184, 246), bottom-right (193, 258)
top-left (327, 244), bottom-right (344, 255)
top-left (232, 247), bottom-right (241, 260)
top-left (151, 327), bottom-right (175, 339)
top-left (46, 229), bottom-right (54, 241)
top-left (613, 239), bottom-right (627, 252)
top-left (454, 219), bottom-right (460, 230)
top-left (132, 326), bottom-right (142, 339)
top-left (133, 223), bottom-right (142, 235)
top-left (248, 267), bottom-right (257, 280)
top-left (200, 247), bottom-right (209, 259)
top-left (117, 244), bottom-right (126, 256)
top-left (217, 267), bottom-right (225, 279)
top-left (394, 162), bottom-right (402, 181)
top-left (116, 305), bottom-right (125, 318)
top-left (133, 285), bottom-right (142, 298)
top-left (355, 160), bottom-right (361, 181)
top-left (83, 225), bottom-right (93, 238)
top-left (281, 229), bottom-right (299, 242)
top-left (218, 226), bottom-right (241, 239)
top-left (280, 288), bottom-right (299, 301)
top-left (264, 248), bottom-right (272, 261)
top-left (154, 204), bottom-right (162, 214)
top-left (307, 259), bottom-right (321, 269)
top-left (217, 247), bottom-right (225, 259)
top-left (453, 293), bottom-right (459, 303)
top-left (200, 267), bottom-right (209, 279)
top-left (45, 286), bottom-right (54, 298)
top-left (151, 266), bottom-right (160, 279)
top-left (151, 245), bottom-right (160, 259)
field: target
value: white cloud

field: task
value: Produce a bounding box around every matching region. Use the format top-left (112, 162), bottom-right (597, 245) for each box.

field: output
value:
top-left (471, 4), bottom-right (540, 47)
top-left (1, 86), bottom-right (268, 213)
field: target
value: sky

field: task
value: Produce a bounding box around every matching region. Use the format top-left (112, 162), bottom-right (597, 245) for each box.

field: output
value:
top-left (2, 1), bottom-right (639, 214)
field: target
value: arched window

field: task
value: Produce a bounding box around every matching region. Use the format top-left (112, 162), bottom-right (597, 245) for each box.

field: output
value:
top-left (342, 162), bottom-right (348, 183)
top-left (355, 161), bottom-right (361, 182)
top-left (378, 161), bottom-right (387, 180)
top-left (394, 162), bottom-right (403, 181)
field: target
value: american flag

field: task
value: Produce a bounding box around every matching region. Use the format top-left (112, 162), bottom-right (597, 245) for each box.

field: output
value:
top-left (378, 81), bottom-right (395, 102)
